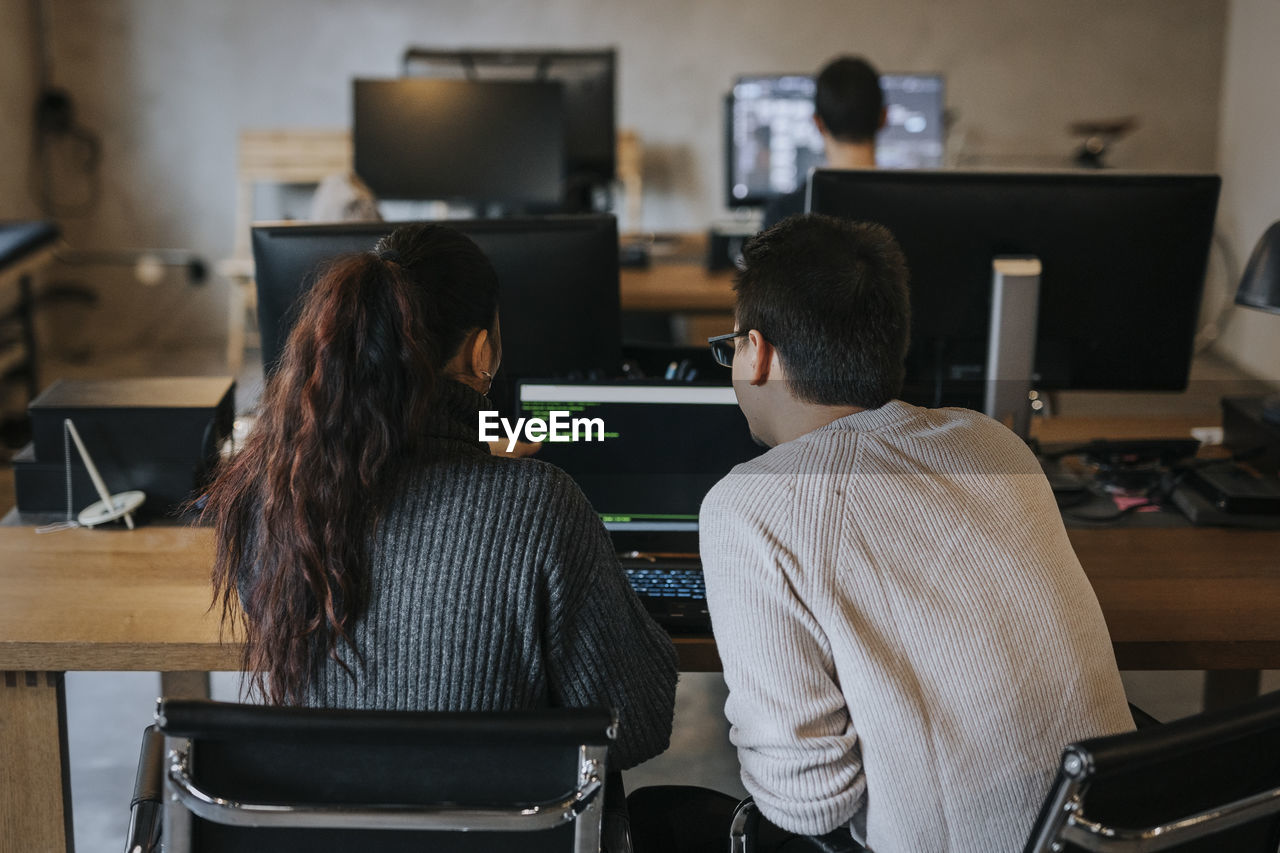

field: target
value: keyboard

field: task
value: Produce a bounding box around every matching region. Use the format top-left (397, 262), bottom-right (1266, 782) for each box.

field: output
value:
top-left (621, 559), bottom-right (711, 633)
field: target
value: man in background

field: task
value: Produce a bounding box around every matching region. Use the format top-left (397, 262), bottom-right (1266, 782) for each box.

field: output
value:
top-left (762, 56), bottom-right (885, 229)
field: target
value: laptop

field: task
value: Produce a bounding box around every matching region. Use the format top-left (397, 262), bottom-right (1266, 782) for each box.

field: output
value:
top-left (515, 381), bottom-right (766, 631)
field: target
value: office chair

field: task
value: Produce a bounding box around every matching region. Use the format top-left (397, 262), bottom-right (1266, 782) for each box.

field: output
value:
top-left (124, 698), bottom-right (627, 853)
top-left (1024, 688), bottom-right (1280, 852)
top-left (728, 797), bottom-right (865, 853)
top-left (728, 696), bottom-right (1280, 853)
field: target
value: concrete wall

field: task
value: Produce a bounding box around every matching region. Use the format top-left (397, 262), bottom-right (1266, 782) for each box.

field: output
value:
top-left (18, 0), bottom-right (1229, 354)
top-left (0, 0), bottom-right (38, 221)
top-left (1214, 0), bottom-right (1280, 385)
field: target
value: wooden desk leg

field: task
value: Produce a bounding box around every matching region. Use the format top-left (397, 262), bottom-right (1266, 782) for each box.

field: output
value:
top-left (1203, 670), bottom-right (1262, 712)
top-left (18, 273), bottom-right (39, 401)
top-left (160, 671), bottom-right (212, 700)
top-left (1, 671), bottom-right (74, 852)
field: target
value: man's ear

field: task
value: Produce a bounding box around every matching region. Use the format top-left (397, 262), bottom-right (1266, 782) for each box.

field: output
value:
top-left (878, 106), bottom-right (888, 132)
top-left (747, 329), bottom-right (776, 387)
top-left (814, 113), bottom-right (829, 138)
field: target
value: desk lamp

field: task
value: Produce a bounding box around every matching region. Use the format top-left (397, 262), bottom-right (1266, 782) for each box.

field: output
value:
top-left (1234, 221), bottom-right (1280, 426)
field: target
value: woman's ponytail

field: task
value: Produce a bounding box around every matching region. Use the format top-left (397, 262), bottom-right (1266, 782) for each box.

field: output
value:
top-left (205, 224), bottom-right (499, 705)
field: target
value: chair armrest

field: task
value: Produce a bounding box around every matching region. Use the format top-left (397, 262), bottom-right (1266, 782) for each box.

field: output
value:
top-left (166, 748), bottom-right (604, 831)
top-left (123, 725), bottom-right (165, 853)
top-left (729, 796), bottom-right (760, 853)
top-left (602, 770), bottom-right (633, 853)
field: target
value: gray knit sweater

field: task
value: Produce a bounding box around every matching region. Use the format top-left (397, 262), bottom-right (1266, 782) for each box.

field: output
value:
top-left (701, 400), bottom-right (1134, 851)
top-left (299, 381), bottom-right (678, 770)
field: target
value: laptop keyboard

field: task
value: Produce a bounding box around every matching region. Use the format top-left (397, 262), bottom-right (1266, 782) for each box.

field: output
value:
top-left (621, 561), bottom-right (711, 633)
top-left (625, 566), bottom-right (706, 598)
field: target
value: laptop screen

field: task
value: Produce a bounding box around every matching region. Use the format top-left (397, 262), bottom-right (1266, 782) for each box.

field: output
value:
top-left (515, 382), bottom-right (766, 552)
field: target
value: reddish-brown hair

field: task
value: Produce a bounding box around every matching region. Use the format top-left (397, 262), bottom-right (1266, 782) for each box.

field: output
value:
top-left (204, 224), bottom-right (498, 704)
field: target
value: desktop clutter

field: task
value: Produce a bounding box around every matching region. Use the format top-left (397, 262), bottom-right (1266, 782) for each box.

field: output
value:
top-left (11, 376), bottom-right (234, 527)
top-left (1033, 396), bottom-right (1280, 530)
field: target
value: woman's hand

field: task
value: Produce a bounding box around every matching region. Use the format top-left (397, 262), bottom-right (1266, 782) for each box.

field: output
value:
top-left (487, 439), bottom-right (543, 458)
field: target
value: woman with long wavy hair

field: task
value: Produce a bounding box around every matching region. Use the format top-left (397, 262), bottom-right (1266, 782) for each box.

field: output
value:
top-left (204, 223), bottom-right (677, 769)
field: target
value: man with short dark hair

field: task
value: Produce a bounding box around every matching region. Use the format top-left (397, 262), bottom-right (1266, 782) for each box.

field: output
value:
top-left (763, 56), bottom-right (885, 229)
top-left (701, 214), bottom-right (1134, 852)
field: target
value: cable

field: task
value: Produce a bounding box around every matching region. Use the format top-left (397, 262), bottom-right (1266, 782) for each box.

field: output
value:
top-left (1193, 228), bottom-right (1242, 353)
top-left (28, 0), bottom-right (103, 217)
top-left (31, 0), bottom-right (52, 90)
top-left (35, 419), bottom-right (81, 534)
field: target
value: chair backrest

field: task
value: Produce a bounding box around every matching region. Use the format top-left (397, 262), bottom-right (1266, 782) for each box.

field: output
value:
top-left (155, 698), bottom-right (616, 853)
top-left (1023, 689), bottom-right (1280, 852)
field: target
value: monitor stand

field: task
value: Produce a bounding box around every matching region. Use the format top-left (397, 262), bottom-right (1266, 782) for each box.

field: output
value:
top-left (984, 256), bottom-right (1041, 440)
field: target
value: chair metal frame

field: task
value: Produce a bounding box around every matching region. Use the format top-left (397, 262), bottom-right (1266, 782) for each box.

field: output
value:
top-left (162, 735), bottom-right (607, 844)
top-left (728, 795), bottom-right (761, 853)
top-left (1024, 745), bottom-right (1280, 853)
top-left (138, 699), bottom-right (616, 853)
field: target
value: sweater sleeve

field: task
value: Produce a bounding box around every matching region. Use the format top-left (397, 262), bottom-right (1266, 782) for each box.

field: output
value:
top-left (701, 476), bottom-right (867, 835)
top-left (540, 469), bottom-right (678, 770)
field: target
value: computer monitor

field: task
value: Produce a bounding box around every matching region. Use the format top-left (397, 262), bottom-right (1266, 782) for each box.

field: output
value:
top-left (724, 72), bottom-right (945, 206)
top-left (401, 48), bottom-right (616, 206)
top-left (515, 381), bottom-right (765, 553)
top-left (876, 74), bottom-right (946, 169)
top-left (807, 169), bottom-right (1222, 407)
top-left (353, 78), bottom-right (566, 208)
top-left (250, 216), bottom-right (621, 408)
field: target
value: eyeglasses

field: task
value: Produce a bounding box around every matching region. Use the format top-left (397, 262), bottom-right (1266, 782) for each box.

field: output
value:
top-left (707, 331), bottom-right (749, 368)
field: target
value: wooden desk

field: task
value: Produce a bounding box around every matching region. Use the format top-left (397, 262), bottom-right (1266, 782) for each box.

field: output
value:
top-left (0, 527), bottom-right (231, 851)
top-left (4, 416), bottom-right (1279, 849)
top-left (620, 262), bottom-right (734, 313)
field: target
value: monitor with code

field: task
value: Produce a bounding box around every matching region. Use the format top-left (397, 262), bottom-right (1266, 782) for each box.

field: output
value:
top-left (724, 72), bottom-right (945, 206)
top-left (515, 382), bottom-right (765, 552)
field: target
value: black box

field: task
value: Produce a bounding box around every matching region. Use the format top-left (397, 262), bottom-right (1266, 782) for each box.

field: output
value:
top-left (1222, 395), bottom-right (1280, 478)
top-left (706, 226), bottom-right (754, 271)
top-left (1184, 464), bottom-right (1280, 516)
top-left (15, 377), bottom-right (235, 518)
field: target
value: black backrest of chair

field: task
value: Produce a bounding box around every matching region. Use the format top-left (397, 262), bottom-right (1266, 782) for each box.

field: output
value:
top-left (1025, 689), bottom-right (1280, 852)
top-left (158, 699), bottom-right (615, 853)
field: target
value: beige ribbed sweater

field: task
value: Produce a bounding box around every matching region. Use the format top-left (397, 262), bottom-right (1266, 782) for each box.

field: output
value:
top-left (700, 400), bottom-right (1134, 852)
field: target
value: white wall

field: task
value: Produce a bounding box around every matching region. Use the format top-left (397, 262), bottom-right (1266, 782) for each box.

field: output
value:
top-left (1214, 0), bottom-right (1280, 385)
top-left (17, 0), bottom-right (1229, 353)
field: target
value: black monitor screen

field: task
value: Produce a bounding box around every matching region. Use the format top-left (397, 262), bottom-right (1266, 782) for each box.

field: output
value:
top-left (353, 78), bottom-right (565, 206)
top-left (725, 72), bottom-right (945, 206)
top-left (401, 48), bottom-right (616, 187)
top-left (807, 169), bottom-right (1221, 405)
top-left (251, 216), bottom-right (621, 406)
top-left (516, 382), bottom-right (764, 552)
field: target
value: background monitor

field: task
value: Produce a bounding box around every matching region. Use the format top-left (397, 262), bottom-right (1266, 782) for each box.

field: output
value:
top-left (251, 216), bottom-right (621, 410)
top-left (353, 78), bottom-right (566, 208)
top-left (516, 382), bottom-right (764, 553)
top-left (877, 74), bottom-right (946, 169)
top-left (724, 72), bottom-right (946, 207)
top-left (401, 48), bottom-right (616, 209)
top-left (807, 169), bottom-right (1222, 408)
